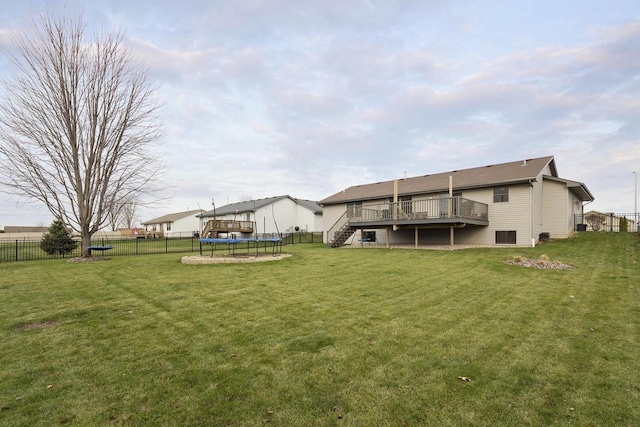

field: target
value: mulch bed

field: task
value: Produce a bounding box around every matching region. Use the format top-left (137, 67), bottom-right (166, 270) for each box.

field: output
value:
top-left (181, 254), bottom-right (291, 264)
top-left (504, 257), bottom-right (574, 270)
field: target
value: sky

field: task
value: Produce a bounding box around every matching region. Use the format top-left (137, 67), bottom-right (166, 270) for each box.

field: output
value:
top-left (1, 0), bottom-right (639, 228)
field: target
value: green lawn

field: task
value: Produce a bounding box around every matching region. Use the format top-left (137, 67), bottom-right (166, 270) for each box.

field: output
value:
top-left (1, 232), bottom-right (638, 426)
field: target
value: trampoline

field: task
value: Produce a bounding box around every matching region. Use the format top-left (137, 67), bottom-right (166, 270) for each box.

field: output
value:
top-left (87, 245), bottom-right (114, 255)
top-left (199, 237), bottom-right (283, 258)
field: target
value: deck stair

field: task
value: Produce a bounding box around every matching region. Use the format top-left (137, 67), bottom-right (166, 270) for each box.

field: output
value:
top-left (329, 224), bottom-right (357, 248)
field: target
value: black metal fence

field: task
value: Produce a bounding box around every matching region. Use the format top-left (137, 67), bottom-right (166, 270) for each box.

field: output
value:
top-left (0, 232), bottom-right (323, 263)
top-left (574, 212), bottom-right (639, 233)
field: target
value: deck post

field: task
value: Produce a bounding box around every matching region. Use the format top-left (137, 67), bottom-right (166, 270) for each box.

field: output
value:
top-left (393, 179), bottom-right (398, 231)
top-left (449, 176), bottom-right (454, 250)
top-left (448, 175), bottom-right (453, 217)
top-left (450, 225), bottom-right (454, 250)
top-left (415, 227), bottom-right (418, 249)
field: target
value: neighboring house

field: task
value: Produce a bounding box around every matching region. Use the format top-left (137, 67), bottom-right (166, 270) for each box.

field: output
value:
top-left (582, 210), bottom-right (637, 232)
top-left (141, 209), bottom-right (203, 238)
top-left (320, 156), bottom-right (594, 248)
top-left (198, 195), bottom-right (322, 238)
top-left (1, 226), bottom-right (51, 240)
top-left (3, 226), bottom-right (49, 233)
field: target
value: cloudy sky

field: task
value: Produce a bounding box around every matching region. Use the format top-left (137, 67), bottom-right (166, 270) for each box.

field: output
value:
top-left (1, 0), bottom-right (639, 228)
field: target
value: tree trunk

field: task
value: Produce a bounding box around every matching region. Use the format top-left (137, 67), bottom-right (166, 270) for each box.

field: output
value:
top-left (82, 233), bottom-right (92, 257)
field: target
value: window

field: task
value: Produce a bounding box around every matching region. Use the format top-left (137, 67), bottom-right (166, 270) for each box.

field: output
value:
top-left (495, 231), bottom-right (516, 244)
top-left (493, 186), bottom-right (509, 203)
top-left (167, 223), bottom-right (171, 231)
top-left (245, 213), bottom-right (251, 221)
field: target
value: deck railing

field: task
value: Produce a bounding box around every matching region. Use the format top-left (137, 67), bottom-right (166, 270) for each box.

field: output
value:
top-left (350, 197), bottom-right (488, 223)
top-left (326, 210), bottom-right (350, 244)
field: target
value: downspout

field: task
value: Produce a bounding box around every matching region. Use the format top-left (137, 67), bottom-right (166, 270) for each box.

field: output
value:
top-left (529, 180), bottom-right (534, 247)
top-left (581, 199), bottom-right (594, 230)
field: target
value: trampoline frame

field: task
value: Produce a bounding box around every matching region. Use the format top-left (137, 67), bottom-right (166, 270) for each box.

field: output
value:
top-left (199, 237), bottom-right (283, 258)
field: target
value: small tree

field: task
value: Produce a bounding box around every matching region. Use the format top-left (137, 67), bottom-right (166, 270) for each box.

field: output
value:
top-left (40, 218), bottom-right (78, 256)
top-left (619, 216), bottom-right (628, 232)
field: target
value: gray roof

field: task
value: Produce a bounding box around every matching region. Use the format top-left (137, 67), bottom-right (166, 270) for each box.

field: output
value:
top-left (142, 209), bottom-right (203, 225)
top-left (199, 195), bottom-right (322, 218)
top-left (320, 156), bottom-right (592, 205)
top-left (543, 176), bottom-right (594, 201)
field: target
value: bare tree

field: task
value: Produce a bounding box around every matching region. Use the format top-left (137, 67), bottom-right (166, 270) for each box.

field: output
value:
top-left (0, 11), bottom-right (164, 256)
top-left (107, 195), bottom-right (139, 231)
top-left (583, 212), bottom-right (605, 231)
top-left (120, 198), bottom-right (140, 230)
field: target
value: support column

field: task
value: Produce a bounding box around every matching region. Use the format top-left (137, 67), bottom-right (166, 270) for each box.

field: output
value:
top-left (415, 227), bottom-right (419, 249)
top-left (393, 179), bottom-right (398, 231)
top-left (450, 225), bottom-right (454, 250)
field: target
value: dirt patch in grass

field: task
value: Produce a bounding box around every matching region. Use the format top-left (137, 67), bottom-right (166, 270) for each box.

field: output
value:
top-left (505, 254), bottom-right (574, 270)
top-left (67, 256), bottom-right (109, 262)
top-left (14, 321), bottom-right (57, 331)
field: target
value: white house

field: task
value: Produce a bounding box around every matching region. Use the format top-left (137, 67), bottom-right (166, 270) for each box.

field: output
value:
top-left (141, 209), bottom-right (203, 238)
top-left (199, 195), bottom-right (322, 238)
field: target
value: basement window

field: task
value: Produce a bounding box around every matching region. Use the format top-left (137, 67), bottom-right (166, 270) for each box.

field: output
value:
top-left (495, 231), bottom-right (516, 244)
top-left (493, 186), bottom-right (509, 203)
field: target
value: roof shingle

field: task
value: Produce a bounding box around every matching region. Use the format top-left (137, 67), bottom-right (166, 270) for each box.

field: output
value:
top-left (320, 156), bottom-right (556, 205)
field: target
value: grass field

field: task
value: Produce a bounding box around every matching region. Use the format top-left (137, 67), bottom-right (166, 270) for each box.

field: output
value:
top-left (1, 232), bottom-right (638, 426)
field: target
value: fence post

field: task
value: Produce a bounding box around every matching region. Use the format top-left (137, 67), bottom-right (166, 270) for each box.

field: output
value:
top-left (166, 237), bottom-right (168, 253)
top-left (15, 240), bottom-right (19, 262)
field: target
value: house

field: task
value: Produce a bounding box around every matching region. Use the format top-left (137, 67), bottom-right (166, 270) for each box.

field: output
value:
top-left (581, 210), bottom-right (637, 232)
top-left (320, 156), bottom-right (594, 248)
top-left (198, 195), bottom-right (322, 238)
top-left (3, 226), bottom-right (49, 233)
top-left (141, 209), bottom-right (203, 238)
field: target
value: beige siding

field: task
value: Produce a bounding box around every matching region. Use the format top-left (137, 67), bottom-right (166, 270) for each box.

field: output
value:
top-left (543, 180), bottom-right (569, 238)
top-left (531, 175), bottom-right (544, 242)
top-left (474, 184), bottom-right (532, 246)
top-left (322, 204), bottom-right (348, 243)
top-left (567, 193), bottom-right (581, 233)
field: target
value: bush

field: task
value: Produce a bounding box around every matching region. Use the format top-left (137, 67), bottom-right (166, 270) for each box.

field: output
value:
top-left (619, 216), bottom-right (628, 232)
top-left (40, 218), bottom-right (78, 256)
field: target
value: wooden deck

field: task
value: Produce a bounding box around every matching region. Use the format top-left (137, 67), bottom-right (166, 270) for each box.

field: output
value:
top-left (202, 219), bottom-right (254, 238)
